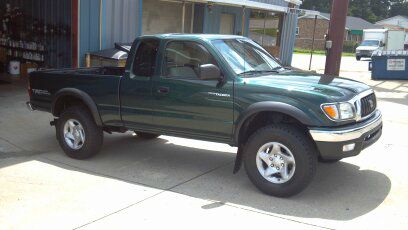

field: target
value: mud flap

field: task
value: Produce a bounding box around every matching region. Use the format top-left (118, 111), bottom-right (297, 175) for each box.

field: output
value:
top-left (233, 146), bottom-right (243, 174)
top-left (50, 118), bottom-right (59, 126)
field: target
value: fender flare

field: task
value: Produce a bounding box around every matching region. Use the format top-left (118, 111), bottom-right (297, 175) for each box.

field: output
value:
top-left (232, 101), bottom-right (318, 174)
top-left (51, 88), bottom-right (103, 127)
top-left (233, 101), bottom-right (316, 145)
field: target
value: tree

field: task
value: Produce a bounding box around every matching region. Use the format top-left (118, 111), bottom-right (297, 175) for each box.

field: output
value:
top-left (348, 0), bottom-right (378, 22)
top-left (301, 0), bottom-right (402, 23)
top-left (390, 1), bottom-right (408, 17)
top-left (301, 0), bottom-right (331, 12)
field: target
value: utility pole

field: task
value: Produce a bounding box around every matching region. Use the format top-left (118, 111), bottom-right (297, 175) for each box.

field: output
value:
top-left (309, 15), bottom-right (318, 70)
top-left (324, 0), bottom-right (349, 76)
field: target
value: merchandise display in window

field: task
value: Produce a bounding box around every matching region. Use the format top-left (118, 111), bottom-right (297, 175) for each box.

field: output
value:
top-left (0, 1), bottom-right (72, 73)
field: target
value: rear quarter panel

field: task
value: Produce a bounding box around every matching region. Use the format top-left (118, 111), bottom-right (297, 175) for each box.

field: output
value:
top-left (29, 70), bottom-right (122, 126)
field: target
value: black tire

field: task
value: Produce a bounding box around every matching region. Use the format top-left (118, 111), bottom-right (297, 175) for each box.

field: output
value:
top-left (56, 106), bottom-right (103, 159)
top-left (135, 132), bottom-right (160, 139)
top-left (356, 56), bottom-right (361, 61)
top-left (318, 157), bottom-right (341, 163)
top-left (243, 124), bottom-right (317, 197)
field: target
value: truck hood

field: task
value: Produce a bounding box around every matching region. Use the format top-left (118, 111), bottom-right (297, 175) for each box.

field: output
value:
top-left (243, 70), bottom-right (371, 102)
top-left (356, 46), bottom-right (379, 51)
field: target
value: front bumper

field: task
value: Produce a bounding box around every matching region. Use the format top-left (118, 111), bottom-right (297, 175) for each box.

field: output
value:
top-left (356, 51), bottom-right (374, 58)
top-left (309, 110), bottom-right (382, 160)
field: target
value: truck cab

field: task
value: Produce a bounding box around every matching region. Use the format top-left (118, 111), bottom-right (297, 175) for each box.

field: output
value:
top-left (356, 39), bottom-right (384, 61)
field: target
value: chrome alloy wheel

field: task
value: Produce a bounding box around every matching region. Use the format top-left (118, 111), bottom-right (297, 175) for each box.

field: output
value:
top-left (256, 142), bottom-right (296, 184)
top-left (63, 119), bottom-right (85, 150)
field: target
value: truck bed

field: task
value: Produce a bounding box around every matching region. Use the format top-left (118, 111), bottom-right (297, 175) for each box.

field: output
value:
top-left (38, 66), bottom-right (125, 76)
top-left (29, 67), bottom-right (124, 126)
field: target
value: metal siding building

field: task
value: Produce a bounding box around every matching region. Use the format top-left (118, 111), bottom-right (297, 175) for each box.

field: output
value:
top-left (79, 0), bottom-right (101, 66)
top-left (250, 0), bottom-right (288, 7)
top-left (77, 0), bottom-right (301, 66)
top-left (280, 9), bottom-right (298, 65)
top-left (102, 0), bottom-right (141, 49)
top-left (202, 5), bottom-right (251, 36)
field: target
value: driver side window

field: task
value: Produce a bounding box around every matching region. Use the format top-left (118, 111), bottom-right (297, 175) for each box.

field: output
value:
top-left (164, 41), bottom-right (217, 79)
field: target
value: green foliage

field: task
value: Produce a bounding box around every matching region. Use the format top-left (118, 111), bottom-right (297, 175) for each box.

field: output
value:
top-left (293, 48), bottom-right (355, 57)
top-left (301, 0), bottom-right (406, 23)
top-left (250, 28), bottom-right (278, 37)
top-left (343, 41), bottom-right (359, 53)
top-left (301, 0), bottom-right (331, 12)
top-left (390, 1), bottom-right (408, 17)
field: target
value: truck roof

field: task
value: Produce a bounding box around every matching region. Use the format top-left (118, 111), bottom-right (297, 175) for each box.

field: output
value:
top-left (138, 33), bottom-right (246, 41)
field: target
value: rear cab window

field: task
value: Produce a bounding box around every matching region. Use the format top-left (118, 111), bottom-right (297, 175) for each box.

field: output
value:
top-left (133, 39), bottom-right (160, 77)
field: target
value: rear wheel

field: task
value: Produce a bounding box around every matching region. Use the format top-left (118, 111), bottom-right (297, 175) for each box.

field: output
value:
top-left (56, 106), bottom-right (103, 159)
top-left (243, 125), bottom-right (317, 197)
top-left (356, 56), bottom-right (361, 61)
top-left (135, 132), bottom-right (160, 139)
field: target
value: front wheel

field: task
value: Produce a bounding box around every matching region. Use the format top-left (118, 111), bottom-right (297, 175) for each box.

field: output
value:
top-left (243, 125), bottom-right (317, 197)
top-left (56, 106), bottom-right (103, 159)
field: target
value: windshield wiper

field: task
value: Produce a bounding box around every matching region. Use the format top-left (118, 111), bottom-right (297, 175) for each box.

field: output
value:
top-left (238, 69), bottom-right (281, 76)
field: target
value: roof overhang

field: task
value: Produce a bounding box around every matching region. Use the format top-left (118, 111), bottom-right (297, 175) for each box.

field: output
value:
top-left (183, 0), bottom-right (299, 13)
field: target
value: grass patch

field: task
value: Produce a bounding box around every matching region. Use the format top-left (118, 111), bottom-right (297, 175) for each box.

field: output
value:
top-left (250, 28), bottom-right (278, 37)
top-left (294, 48), bottom-right (355, 57)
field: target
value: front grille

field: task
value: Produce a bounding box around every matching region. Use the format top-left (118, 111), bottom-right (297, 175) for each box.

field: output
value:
top-left (360, 93), bottom-right (376, 117)
top-left (359, 50), bottom-right (373, 56)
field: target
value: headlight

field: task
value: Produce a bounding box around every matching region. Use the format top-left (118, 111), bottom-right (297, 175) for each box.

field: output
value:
top-left (321, 102), bottom-right (355, 121)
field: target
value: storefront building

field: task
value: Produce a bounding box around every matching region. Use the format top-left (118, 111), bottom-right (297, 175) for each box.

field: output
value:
top-left (0, 0), bottom-right (301, 75)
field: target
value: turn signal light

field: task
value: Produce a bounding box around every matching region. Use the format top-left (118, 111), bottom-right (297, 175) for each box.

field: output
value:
top-left (322, 105), bottom-right (339, 120)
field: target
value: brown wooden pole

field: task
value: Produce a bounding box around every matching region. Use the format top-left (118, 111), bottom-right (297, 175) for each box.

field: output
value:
top-left (324, 0), bottom-right (350, 76)
top-left (309, 15), bottom-right (318, 70)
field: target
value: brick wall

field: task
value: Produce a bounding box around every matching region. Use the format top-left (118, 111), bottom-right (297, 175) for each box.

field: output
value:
top-left (295, 18), bottom-right (350, 50)
top-left (295, 18), bottom-right (328, 50)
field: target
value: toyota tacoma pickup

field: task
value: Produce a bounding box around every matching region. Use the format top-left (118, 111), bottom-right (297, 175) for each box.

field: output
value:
top-left (27, 34), bottom-right (382, 197)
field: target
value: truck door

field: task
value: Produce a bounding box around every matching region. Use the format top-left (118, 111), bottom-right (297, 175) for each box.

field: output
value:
top-left (120, 38), bottom-right (160, 128)
top-left (151, 40), bottom-right (234, 142)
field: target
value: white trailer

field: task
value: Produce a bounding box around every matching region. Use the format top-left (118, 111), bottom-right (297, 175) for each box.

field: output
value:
top-left (356, 29), bottom-right (406, 60)
top-left (386, 30), bottom-right (406, 50)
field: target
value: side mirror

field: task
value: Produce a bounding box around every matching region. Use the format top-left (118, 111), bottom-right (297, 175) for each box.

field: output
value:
top-left (199, 64), bottom-right (222, 80)
top-left (380, 42), bottom-right (385, 47)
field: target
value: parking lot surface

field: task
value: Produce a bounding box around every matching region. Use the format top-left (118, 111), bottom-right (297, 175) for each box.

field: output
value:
top-left (1, 55), bottom-right (408, 229)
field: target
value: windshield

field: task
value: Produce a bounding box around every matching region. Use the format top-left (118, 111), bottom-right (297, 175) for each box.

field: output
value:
top-left (211, 39), bottom-right (282, 75)
top-left (360, 40), bottom-right (380, 46)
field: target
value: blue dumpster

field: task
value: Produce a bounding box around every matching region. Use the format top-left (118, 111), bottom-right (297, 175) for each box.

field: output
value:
top-left (371, 51), bottom-right (408, 80)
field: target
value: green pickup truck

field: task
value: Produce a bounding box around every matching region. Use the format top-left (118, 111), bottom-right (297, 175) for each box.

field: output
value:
top-left (27, 34), bottom-right (382, 197)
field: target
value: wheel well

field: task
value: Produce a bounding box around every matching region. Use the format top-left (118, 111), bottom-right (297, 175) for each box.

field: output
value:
top-left (53, 95), bottom-right (87, 117)
top-left (237, 111), bottom-right (310, 146)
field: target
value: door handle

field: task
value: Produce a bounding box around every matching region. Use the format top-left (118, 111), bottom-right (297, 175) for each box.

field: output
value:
top-left (157, 86), bottom-right (170, 94)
